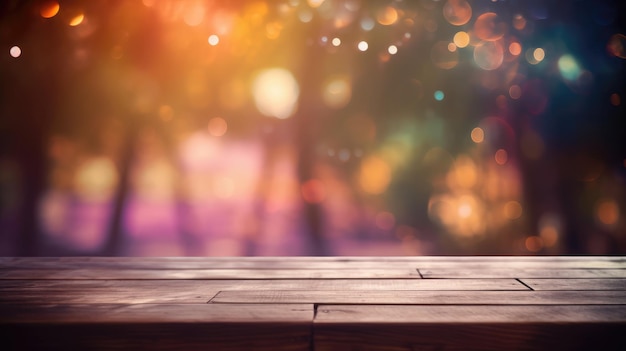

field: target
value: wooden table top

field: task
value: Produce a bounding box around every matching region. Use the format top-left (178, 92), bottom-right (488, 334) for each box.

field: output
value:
top-left (1, 256), bottom-right (625, 350)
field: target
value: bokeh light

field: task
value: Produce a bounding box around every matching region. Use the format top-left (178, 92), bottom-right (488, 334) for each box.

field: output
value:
top-left (471, 127), bottom-right (484, 143)
top-left (443, 0), bottom-right (472, 26)
top-left (453, 31), bottom-right (470, 48)
top-left (69, 14), bottom-right (84, 27)
top-left (1, 0), bottom-right (624, 256)
top-left (252, 68), bottom-right (299, 119)
top-left (322, 77), bottom-right (352, 109)
top-left (9, 45), bottom-right (21, 58)
top-left (40, 1), bottom-right (60, 19)
top-left (474, 41), bottom-right (504, 70)
top-left (207, 117), bottom-right (228, 137)
top-left (208, 35), bottom-right (219, 46)
top-left (474, 12), bottom-right (506, 41)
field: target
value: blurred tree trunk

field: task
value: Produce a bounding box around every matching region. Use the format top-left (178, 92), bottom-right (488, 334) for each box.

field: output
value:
top-left (294, 19), bottom-right (329, 256)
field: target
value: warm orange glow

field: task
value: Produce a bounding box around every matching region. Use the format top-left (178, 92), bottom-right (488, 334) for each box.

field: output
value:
top-left (443, 0), bottom-right (472, 26)
top-left (40, 1), bottom-right (60, 19)
top-left (453, 31), bottom-right (470, 48)
top-left (359, 156), bottom-right (391, 194)
top-left (525, 236), bottom-right (543, 252)
top-left (301, 179), bottom-right (326, 204)
top-left (208, 117), bottom-right (228, 137)
top-left (495, 149), bottom-right (508, 165)
top-left (597, 200), bottom-right (619, 226)
top-left (470, 127), bottom-right (484, 143)
top-left (69, 14), bottom-right (85, 26)
top-left (474, 13), bottom-right (506, 41)
top-left (377, 7), bottom-right (398, 26)
top-left (540, 225), bottom-right (559, 247)
top-left (503, 201), bottom-right (522, 219)
top-left (509, 42), bottom-right (522, 56)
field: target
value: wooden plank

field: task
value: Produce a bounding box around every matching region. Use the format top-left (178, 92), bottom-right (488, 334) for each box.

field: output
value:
top-left (520, 278), bottom-right (626, 291)
top-left (1, 304), bottom-right (312, 351)
top-left (0, 268), bottom-right (420, 280)
top-left (314, 305), bottom-right (626, 351)
top-left (2, 256), bottom-right (624, 270)
top-left (314, 304), bottom-right (626, 323)
top-left (0, 303), bottom-right (313, 323)
top-left (419, 268), bottom-right (626, 278)
top-left (0, 278), bottom-right (527, 291)
top-left (0, 279), bottom-right (528, 304)
top-left (212, 290), bottom-right (626, 305)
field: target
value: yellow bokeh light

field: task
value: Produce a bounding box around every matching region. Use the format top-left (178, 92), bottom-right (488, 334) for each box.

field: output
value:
top-left (252, 68), bottom-right (299, 119)
top-left (359, 156), bottom-right (391, 195)
top-left (377, 6), bottom-right (398, 26)
top-left (331, 37), bottom-right (341, 46)
top-left (74, 157), bottom-right (118, 201)
top-left (388, 45), bottom-right (398, 55)
top-left (533, 48), bottom-right (545, 62)
top-left (40, 1), bottom-right (60, 19)
top-left (322, 77), bottom-right (352, 109)
top-left (358, 41), bottom-right (368, 51)
top-left (307, 0), bottom-right (325, 8)
top-left (453, 31), bottom-right (470, 48)
top-left (470, 127), bottom-right (484, 143)
top-left (69, 14), bottom-right (84, 26)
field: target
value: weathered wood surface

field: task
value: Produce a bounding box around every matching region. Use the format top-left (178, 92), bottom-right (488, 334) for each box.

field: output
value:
top-left (1, 256), bottom-right (625, 350)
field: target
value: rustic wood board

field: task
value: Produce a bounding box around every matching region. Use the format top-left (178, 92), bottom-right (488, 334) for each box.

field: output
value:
top-left (2, 256), bottom-right (623, 270)
top-left (314, 305), bottom-right (626, 351)
top-left (212, 290), bottom-right (626, 305)
top-left (1, 304), bottom-right (313, 351)
top-left (520, 278), bottom-right (626, 291)
top-left (0, 279), bottom-right (527, 304)
top-left (2, 256), bottom-right (625, 350)
top-left (419, 268), bottom-right (626, 278)
top-left (0, 268), bottom-right (420, 280)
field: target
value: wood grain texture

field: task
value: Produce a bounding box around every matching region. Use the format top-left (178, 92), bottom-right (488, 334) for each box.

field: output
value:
top-left (1, 304), bottom-right (313, 351)
top-left (0, 268), bottom-right (420, 280)
top-left (212, 289), bottom-right (626, 304)
top-left (2, 256), bottom-right (623, 269)
top-left (520, 278), bottom-right (626, 291)
top-left (419, 268), bottom-right (626, 278)
top-left (2, 256), bottom-right (625, 351)
top-left (314, 305), bottom-right (626, 351)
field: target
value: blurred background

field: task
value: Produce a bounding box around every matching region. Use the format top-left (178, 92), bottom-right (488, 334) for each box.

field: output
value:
top-left (0, 0), bottom-right (624, 256)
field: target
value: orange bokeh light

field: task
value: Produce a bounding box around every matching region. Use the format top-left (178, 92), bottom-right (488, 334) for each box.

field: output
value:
top-left (40, 1), bottom-right (60, 19)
